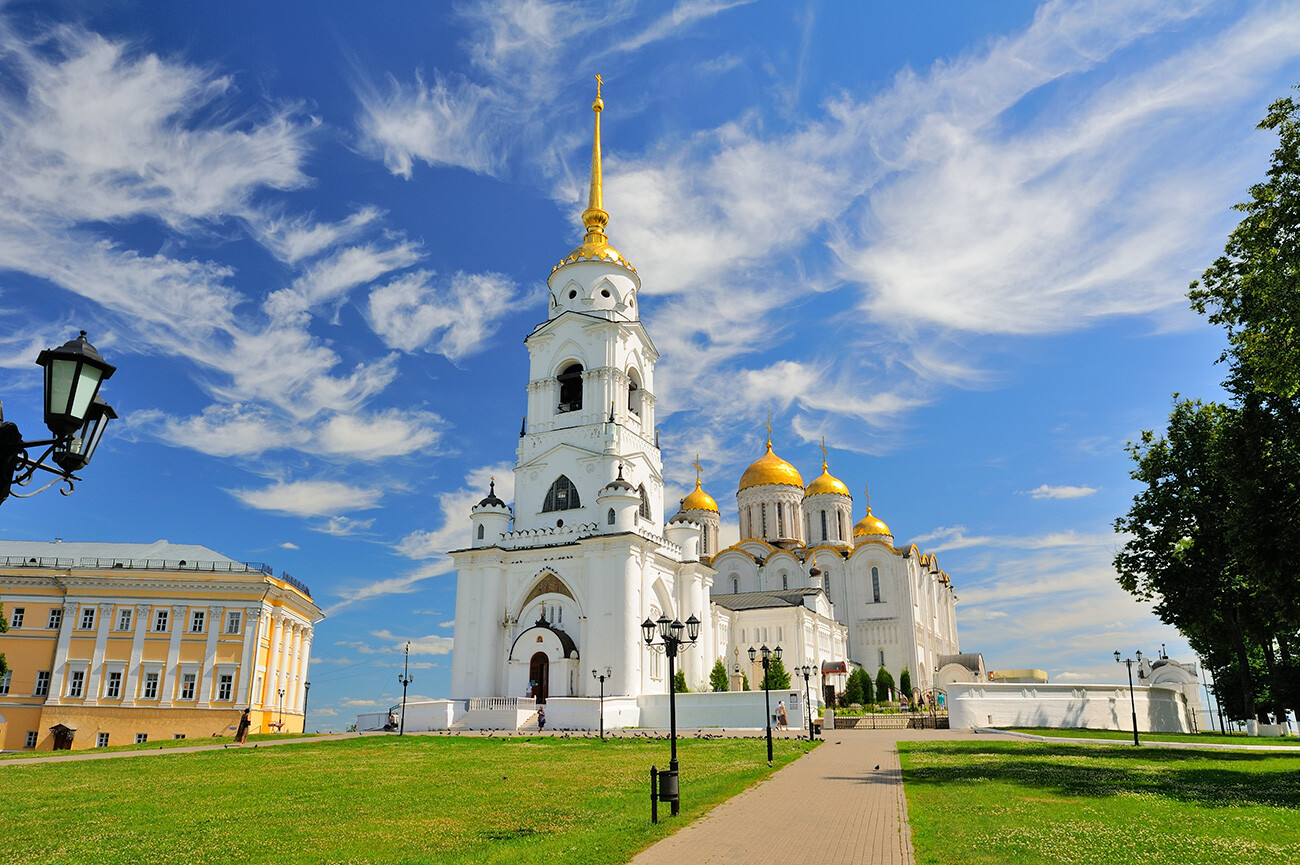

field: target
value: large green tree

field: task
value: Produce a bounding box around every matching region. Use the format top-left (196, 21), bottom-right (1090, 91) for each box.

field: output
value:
top-left (709, 658), bottom-right (729, 692)
top-left (875, 667), bottom-right (895, 704)
top-left (761, 657), bottom-right (790, 691)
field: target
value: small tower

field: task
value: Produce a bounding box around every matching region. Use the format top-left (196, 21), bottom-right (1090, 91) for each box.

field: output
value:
top-left (673, 455), bottom-right (720, 558)
top-left (802, 438), bottom-right (853, 547)
top-left (596, 464), bottom-right (642, 533)
top-left (852, 483), bottom-right (894, 546)
top-left (736, 419), bottom-right (805, 547)
top-left (470, 478), bottom-right (512, 548)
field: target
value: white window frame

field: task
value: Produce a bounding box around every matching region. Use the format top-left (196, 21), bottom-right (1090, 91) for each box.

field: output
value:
top-left (0, 670), bottom-right (10, 695)
top-left (153, 609), bottom-right (169, 632)
top-left (79, 607), bottom-right (96, 630)
top-left (47, 608), bottom-right (62, 629)
top-left (9, 607), bottom-right (24, 628)
top-left (217, 674), bottom-right (234, 702)
top-left (225, 611), bottom-right (242, 634)
top-left (141, 669), bottom-right (161, 700)
top-left (34, 670), bottom-right (50, 697)
top-left (180, 672), bottom-right (197, 701)
top-left (173, 733), bottom-right (186, 740)
top-left (68, 669), bottom-right (86, 698)
top-left (189, 610), bottom-right (205, 633)
top-left (104, 670), bottom-right (123, 699)
top-left (135, 733), bottom-right (148, 744)
top-left (96, 732), bottom-right (110, 748)
top-left (24, 731), bottom-right (38, 748)
top-left (117, 608), bottom-right (133, 631)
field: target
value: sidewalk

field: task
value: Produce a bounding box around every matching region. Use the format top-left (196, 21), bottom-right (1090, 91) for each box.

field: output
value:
top-left (628, 727), bottom-right (1004, 865)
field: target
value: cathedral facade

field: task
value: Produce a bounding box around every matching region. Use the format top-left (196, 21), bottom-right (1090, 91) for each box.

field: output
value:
top-left (449, 84), bottom-right (959, 709)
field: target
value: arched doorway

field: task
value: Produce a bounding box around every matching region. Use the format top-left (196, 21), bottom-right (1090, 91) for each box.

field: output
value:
top-left (529, 652), bottom-right (550, 704)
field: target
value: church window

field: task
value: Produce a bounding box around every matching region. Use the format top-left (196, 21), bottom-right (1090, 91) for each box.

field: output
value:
top-left (778, 627), bottom-right (783, 642)
top-left (733, 578), bottom-right (738, 594)
top-left (879, 649), bottom-right (885, 668)
top-left (543, 475), bottom-right (581, 511)
top-left (782, 574), bottom-right (788, 590)
top-left (872, 567), bottom-right (881, 603)
top-left (702, 527), bottom-right (709, 555)
top-left (557, 363), bottom-right (584, 412)
top-left (777, 503), bottom-right (785, 538)
top-left (628, 371), bottom-right (643, 416)
top-left (825, 574), bottom-right (831, 595)
top-left (820, 510), bottom-right (828, 542)
top-left (761, 504), bottom-right (768, 538)
top-left (601, 288), bottom-right (611, 297)
top-left (477, 525), bottom-right (485, 539)
top-left (637, 485), bottom-right (651, 519)
top-left (568, 289), bottom-right (577, 299)
top-left (608, 507), bottom-right (616, 525)
top-left (838, 510), bottom-right (846, 541)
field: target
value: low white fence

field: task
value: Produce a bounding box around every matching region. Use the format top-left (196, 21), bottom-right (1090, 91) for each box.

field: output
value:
top-left (946, 682), bottom-right (1196, 733)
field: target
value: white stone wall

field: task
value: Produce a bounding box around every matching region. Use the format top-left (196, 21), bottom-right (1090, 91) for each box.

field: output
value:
top-left (946, 681), bottom-right (1196, 733)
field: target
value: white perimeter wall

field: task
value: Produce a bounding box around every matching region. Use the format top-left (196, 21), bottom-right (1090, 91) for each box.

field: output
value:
top-left (639, 690), bottom-right (806, 730)
top-left (947, 682), bottom-right (1195, 733)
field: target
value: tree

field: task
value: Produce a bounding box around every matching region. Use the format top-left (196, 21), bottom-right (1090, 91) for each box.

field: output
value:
top-left (844, 668), bottom-right (864, 706)
top-left (899, 668), bottom-right (912, 702)
top-left (762, 657), bottom-right (791, 690)
top-left (742, 673), bottom-right (750, 691)
top-left (709, 658), bottom-right (729, 692)
top-left (673, 669), bottom-right (688, 693)
top-left (875, 666), bottom-right (895, 704)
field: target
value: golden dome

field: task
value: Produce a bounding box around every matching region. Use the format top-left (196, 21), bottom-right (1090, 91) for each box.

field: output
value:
top-left (805, 460), bottom-right (850, 497)
top-left (853, 506), bottom-right (892, 538)
top-left (681, 478), bottom-right (719, 513)
top-left (739, 441), bottom-right (804, 491)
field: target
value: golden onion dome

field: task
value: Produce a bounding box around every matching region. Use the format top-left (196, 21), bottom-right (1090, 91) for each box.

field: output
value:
top-left (738, 440), bottom-right (804, 491)
top-left (853, 506), bottom-right (892, 538)
top-left (805, 460), bottom-right (851, 497)
top-left (681, 478), bottom-right (719, 513)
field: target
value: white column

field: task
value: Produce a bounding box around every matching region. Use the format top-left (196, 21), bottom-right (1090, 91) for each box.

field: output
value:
top-left (83, 602), bottom-right (115, 705)
top-left (158, 604), bottom-right (187, 708)
top-left (45, 601), bottom-right (78, 705)
top-left (121, 604), bottom-right (151, 706)
top-left (284, 622), bottom-right (302, 711)
top-left (238, 607), bottom-right (263, 708)
top-left (260, 612), bottom-right (284, 708)
top-left (197, 605), bottom-right (223, 708)
top-left (297, 627), bottom-right (314, 709)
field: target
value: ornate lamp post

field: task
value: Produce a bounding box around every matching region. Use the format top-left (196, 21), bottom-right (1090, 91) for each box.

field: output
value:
top-left (277, 688), bottom-right (285, 729)
top-left (1, 331), bottom-right (117, 505)
top-left (398, 641), bottom-right (414, 736)
top-left (1115, 650), bottom-right (1144, 746)
top-left (642, 612), bottom-right (700, 816)
top-left (591, 666), bottom-right (612, 740)
top-left (749, 644), bottom-right (782, 763)
top-left (798, 664), bottom-right (815, 740)
top-left (303, 681), bottom-right (311, 731)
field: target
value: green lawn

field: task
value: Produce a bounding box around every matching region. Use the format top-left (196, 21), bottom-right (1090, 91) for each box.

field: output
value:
top-left (1, 733), bottom-right (812, 864)
top-left (901, 740), bottom-right (1300, 865)
top-left (1003, 727), bottom-right (1300, 746)
top-left (0, 732), bottom-right (318, 760)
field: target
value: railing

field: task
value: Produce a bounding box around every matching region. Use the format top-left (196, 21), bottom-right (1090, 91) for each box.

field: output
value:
top-left (275, 571), bottom-right (313, 599)
top-left (468, 697), bottom-right (535, 712)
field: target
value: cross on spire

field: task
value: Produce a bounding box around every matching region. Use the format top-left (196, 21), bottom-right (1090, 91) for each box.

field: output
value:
top-left (765, 410), bottom-right (773, 446)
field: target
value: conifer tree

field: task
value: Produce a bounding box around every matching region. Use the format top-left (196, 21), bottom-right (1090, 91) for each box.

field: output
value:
top-left (709, 658), bottom-right (729, 692)
top-left (875, 666), bottom-right (895, 703)
top-left (899, 667), bottom-right (912, 702)
top-left (762, 656), bottom-right (791, 690)
top-left (673, 669), bottom-right (688, 693)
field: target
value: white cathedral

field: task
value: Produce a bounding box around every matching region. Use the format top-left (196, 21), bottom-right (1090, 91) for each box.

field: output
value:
top-left (449, 84), bottom-right (960, 714)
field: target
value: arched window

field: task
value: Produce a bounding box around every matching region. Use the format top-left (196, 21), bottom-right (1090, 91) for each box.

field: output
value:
top-left (637, 484), bottom-right (651, 519)
top-left (733, 577), bottom-right (739, 594)
top-left (543, 475), bottom-right (580, 511)
top-left (838, 510), bottom-right (846, 541)
top-left (607, 507), bottom-right (616, 525)
top-left (701, 526), bottom-right (709, 555)
top-left (761, 503), bottom-right (768, 538)
top-left (825, 573), bottom-right (831, 595)
top-left (871, 566), bottom-right (881, 603)
top-left (477, 524), bottom-right (485, 540)
top-left (820, 510), bottom-right (828, 542)
top-left (628, 371), bottom-right (643, 416)
top-left (557, 363), bottom-right (583, 412)
top-left (878, 649), bottom-right (885, 668)
top-left (782, 573), bottom-right (788, 590)
top-left (777, 503), bottom-right (785, 537)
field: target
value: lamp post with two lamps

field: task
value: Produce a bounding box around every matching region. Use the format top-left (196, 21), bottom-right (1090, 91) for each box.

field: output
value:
top-left (797, 664), bottom-right (816, 740)
top-left (1115, 650), bottom-right (1144, 746)
top-left (749, 644), bottom-right (782, 763)
top-left (642, 613), bottom-right (700, 816)
top-left (398, 641), bottom-right (414, 736)
top-left (1, 331), bottom-right (118, 505)
top-left (591, 667), bottom-right (612, 740)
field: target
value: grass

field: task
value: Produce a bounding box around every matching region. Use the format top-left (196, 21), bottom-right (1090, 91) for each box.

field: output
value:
top-left (0, 732), bottom-right (317, 760)
top-left (0, 733), bottom-right (813, 864)
top-left (1004, 727), bottom-right (1300, 746)
top-left (901, 740), bottom-right (1300, 865)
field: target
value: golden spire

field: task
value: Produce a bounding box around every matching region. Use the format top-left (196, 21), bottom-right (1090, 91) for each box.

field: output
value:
top-left (581, 73), bottom-right (609, 247)
top-left (820, 436), bottom-right (828, 472)
top-left (693, 453), bottom-right (703, 482)
top-left (765, 411), bottom-right (773, 448)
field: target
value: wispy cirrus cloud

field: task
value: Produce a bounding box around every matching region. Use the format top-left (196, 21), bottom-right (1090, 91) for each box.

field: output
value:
top-left (1025, 484), bottom-right (1098, 500)
top-left (228, 479), bottom-right (384, 517)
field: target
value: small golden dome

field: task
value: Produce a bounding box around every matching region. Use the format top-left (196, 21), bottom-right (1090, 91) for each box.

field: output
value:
top-left (739, 441), bottom-right (804, 491)
top-left (681, 478), bottom-right (719, 513)
top-left (805, 460), bottom-right (850, 497)
top-left (853, 506), bottom-right (892, 538)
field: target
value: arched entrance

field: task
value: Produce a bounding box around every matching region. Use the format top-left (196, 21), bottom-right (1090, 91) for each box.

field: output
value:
top-left (529, 652), bottom-right (550, 703)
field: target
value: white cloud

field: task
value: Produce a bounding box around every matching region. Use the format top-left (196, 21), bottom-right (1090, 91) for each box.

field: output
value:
top-left (280, 542), bottom-right (300, 550)
top-left (314, 516), bottom-right (376, 536)
top-left (250, 207), bottom-right (383, 265)
top-left (134, 404), bottom-right (306, 458)
top-left (1026, 484), bottom-right (1098, 500)
top-left (371, 629), bottom-right (455, 656)
top-left (288, 240), bottom-right (422, 308)
top-left (229, 479), bottom-right (384, 517)
top-left (366, 270), bottom-right (520, 359)
top-left (315, 409), bottom-right (444, 461)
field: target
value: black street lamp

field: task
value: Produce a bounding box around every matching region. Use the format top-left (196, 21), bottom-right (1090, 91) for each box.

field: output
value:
top-left (1, 332), bottom-right (117, 505)
top-left (591, 666), bottom-right (612, 740)
top-left (642, 612), bottom-right (700, 816)
top-left (398, 641), bottom-right (414, 736)
top-left (798, 664), bottom-right (815, 740)
top-left (749, 644), bottom-right (782, 763)
top-left (1115, 650), bottom-right (1144, 746)
top-left (303, 681), bottom-right (311, 732)
top-left (277, 688), bottom-right (285, 729)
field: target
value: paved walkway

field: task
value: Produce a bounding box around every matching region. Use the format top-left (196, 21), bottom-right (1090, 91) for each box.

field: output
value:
top-left (628, 727), bottom-right (1003, 865)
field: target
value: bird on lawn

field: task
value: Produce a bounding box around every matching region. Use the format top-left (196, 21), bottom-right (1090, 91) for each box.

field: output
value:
top-left (874, 764), bottom-right (880, 770)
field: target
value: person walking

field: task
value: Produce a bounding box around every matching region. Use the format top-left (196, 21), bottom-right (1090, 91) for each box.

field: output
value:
top-left (537, 705), bottom-right (547, 731)
top-left (777, 700), bottom-right (788, 731)
top-left (235, 708), bottom-right (251, 745)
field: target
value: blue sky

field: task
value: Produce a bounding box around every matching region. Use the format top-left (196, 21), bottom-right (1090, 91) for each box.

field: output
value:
top-left (1, 0), bottom-right (1294, 729)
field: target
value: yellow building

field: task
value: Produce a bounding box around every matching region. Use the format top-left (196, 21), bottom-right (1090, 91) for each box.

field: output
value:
top-left (0, 540), bottom-right (321, 751)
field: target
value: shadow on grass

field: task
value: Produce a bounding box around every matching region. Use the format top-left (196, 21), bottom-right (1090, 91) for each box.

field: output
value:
top-left (902, 741), bottom-right (1300, 810)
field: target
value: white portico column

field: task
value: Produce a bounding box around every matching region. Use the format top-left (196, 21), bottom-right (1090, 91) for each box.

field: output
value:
top-left (295, 626), bottom-right (314, 710)
top-left (239, 607), bottom-right (264, 708)
top-left (45, 601), bottom-right (79, 705)
top-left (285, 622), bottom-right (303, 711)
top-left (261, 612), bottom-right (284, 709)
top-left (83, 603), bottom-right (115, 705)
top-left (158, 604), bottom-right (188, 707)
top-left (197, 605), bottom-right (223, 708)
top-left (121, 604), bottom-right (151, 706)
